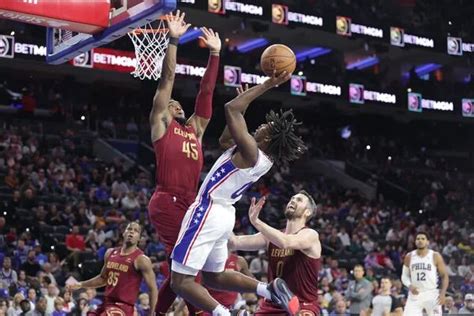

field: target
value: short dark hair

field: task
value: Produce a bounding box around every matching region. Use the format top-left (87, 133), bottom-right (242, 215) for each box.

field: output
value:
top-left (0, 298), bottom-right (8, 308)
top-left (20, 299), bottom-right (30, 312)
top-left (354, 264), bottom-right (365, 271)
top-left (265, 109), bottom-right (307, 165)
top-left (43, 276), bottom-right (52, 285)
top-left (416, 231), bottom-right (429, 240)
top-left (298, 190), bottom-right (317, 220)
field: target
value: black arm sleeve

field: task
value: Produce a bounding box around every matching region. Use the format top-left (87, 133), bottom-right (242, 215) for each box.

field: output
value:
top-left (390, 295), bottom-right (403, 312)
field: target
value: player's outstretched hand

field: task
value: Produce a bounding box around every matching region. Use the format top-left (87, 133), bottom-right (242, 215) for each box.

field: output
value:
top-left (166, 10), bottom-right (191, 38)
top-left (200, 27), bottom-right (221, 54)
top-left (438, 293), bottom-right (446, 305)
top-left (248, 196), bottom-right (266, 225)
top-left (265, 70), bottom-right (291, 88)
top-left (66, 282), bottom-right (82, 292)
top-left (236, 84), bottom-right (249, 96)
top-left (408, 285), bottom-right (419, 295)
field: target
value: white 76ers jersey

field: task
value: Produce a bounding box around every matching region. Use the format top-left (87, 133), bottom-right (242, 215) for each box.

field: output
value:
top-left (194, 145), bottom-right (273, 206)
top-left (171, 146), bottom-right (273, 268)
top-left (409, 250), bottom-right (438, 292)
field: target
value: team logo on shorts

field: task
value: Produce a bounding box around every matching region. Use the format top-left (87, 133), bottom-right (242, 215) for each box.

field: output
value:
top-left (447, 37), bottom-right (462, 56)
top-left (336, 16), bottom-right (351, 36)
top-left (105, 307), bottom-right (125, 316)
top-left (272, 4), bottom-right (288, 25)
top-left (0, 35), bottom-right (14, 59)
top-left (208, 0), bottom-right (225, 14)
top-left (407, 92), bottom-right (422, 112)
top-left (349, 83), bottom-right (364, 104)
top-left (223, 65), bottom-right (242, 87)
top-left (390, 27), bottom-right (405, 47)
top-left (290, 75), bottom-right (306, 96)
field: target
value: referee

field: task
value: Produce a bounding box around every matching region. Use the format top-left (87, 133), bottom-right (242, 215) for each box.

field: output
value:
top-left (362, 277), bottom-right (403, 316)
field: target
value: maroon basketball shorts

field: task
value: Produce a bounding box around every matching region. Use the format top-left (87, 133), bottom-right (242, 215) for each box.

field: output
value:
top-left (148, 191), bottom-right (194, 256)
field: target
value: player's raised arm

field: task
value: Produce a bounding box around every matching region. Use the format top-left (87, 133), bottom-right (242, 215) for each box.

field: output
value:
top-left (248, 196), bottom-right (319, 250)
top-left (219, 84), bottom-right (249, 150)
top-left (150, 10), bottom-right (190, 142)
top-left (224, 70), bottom-right (290, 165)
top-left (136, 255), bottom-right (158, 316)
top-left (187, 27), bottom-right (220, 140)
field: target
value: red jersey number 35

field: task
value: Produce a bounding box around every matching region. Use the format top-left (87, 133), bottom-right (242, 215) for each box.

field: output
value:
top-left (182, 141), bottom-right (199, 160)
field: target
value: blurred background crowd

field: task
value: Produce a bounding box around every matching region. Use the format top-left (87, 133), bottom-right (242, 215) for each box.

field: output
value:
top-left (0, 83), bottom-right (472, 315)
top-left (0, 0), bottom-right (473, 315)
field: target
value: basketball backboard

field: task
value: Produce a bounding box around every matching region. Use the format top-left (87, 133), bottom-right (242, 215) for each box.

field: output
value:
top-left (0, 0), bottom-right (176, 64)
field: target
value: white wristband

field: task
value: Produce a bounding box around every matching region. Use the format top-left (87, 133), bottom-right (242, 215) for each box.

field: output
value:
top-left (401, 265), bottom-right (411, 288)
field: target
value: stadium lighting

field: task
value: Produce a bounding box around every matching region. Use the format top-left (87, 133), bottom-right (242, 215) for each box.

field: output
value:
top-left (388, 156), bottom-right (392, 161)
top-left (80, 115), bottom-right (86, 121)
top-left (236, 38), bottom-right (269, 53)
top-left (403, 64), bottom-right (442, 80)
top-left (415, 63), bottom-right (442, 76)
top-left (178, 28), bottom-right (203, 44)
top-left (346, 56), bottom-right (379, 70)
top-left (366, 145), bottom-right (371, 150)
top-left (295, 47), bottom-right (331, 62)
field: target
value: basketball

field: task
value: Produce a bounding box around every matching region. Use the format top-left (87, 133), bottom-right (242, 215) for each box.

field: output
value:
top-left (260, 44), bottom-right (296, 77)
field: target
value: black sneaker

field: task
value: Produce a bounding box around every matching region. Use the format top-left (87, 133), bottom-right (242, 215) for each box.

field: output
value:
top-left (267, 278), bottom-right (300, 315)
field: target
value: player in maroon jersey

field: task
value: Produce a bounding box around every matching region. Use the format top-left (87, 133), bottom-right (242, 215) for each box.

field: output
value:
top-left (147, 10), bottom-right (221, 315)
top-left (203, 253), bottom-right (253, 316)
top-left (67, 222), bottom-right (158, 316)
top-left (229, 191), bottom-right (322, 316)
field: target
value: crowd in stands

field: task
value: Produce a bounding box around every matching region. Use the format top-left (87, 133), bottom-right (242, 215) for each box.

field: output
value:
top-left (0, 109), bottom-right (472, 316)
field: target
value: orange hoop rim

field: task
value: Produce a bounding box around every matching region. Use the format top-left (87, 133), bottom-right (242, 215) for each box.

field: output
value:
top-left (129, 28), bottom-right (168, 35)
top-left (129, 17), bottom-right (168, 35)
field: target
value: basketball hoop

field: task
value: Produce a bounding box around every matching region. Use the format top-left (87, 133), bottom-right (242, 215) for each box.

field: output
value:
top-left (128, 19), bottom-right (169, 81)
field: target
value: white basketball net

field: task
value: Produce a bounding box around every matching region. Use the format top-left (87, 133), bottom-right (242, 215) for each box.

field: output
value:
top-left (128, 20), bottom-right (169, 80)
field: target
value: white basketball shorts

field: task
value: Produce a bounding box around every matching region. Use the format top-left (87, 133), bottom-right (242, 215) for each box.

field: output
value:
top-left (403, 289), bottom-right (442, 316)
top-left (171, 201), bottom-right (235, 276)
